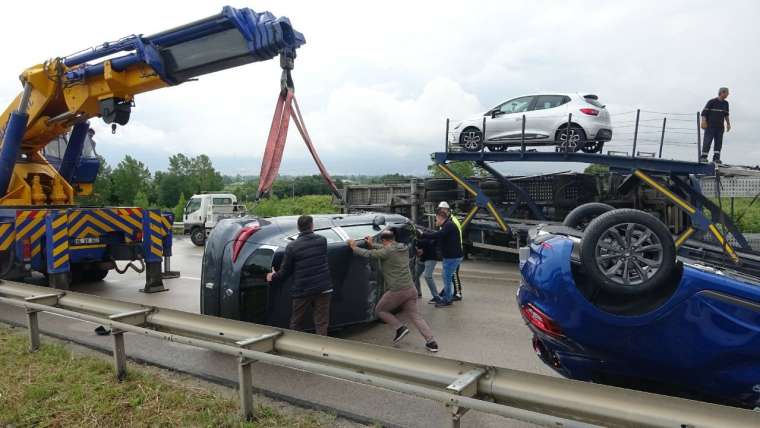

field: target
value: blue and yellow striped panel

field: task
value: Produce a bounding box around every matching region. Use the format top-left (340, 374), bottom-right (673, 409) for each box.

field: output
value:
top-left (46, 211), bottom-right (70, 272)
top-left (68, 208), bottom-right (143, 242)
top-left (0, 221), bottom-right (14, 252)
top-left (148, 210), bottom-right (164, 258)
top-left (15, 210), bottom-right (47, 258)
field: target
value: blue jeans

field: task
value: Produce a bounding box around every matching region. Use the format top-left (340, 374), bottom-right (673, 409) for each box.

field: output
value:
top-left (415, 259), bottom-right (438, 298)
top-left (441, 257), bottom-right (463, 303)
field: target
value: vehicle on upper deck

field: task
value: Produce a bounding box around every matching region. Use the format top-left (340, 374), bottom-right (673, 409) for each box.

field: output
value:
top-left (200, 212), bottom-right (416, 330)
top-left (451, 93), bottom-right (612, 154)
top-left (517, 206), bottom-right (760, 409)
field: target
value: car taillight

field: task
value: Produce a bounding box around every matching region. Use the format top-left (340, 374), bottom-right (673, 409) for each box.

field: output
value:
top-left (22, 239), bottom-right (31, 261)
top-left (520, 303), bottom-right (563, 337)
top-left (579, 108), bottom-right (599, 116)
top-left (231, 222), bottom-right (260, 262)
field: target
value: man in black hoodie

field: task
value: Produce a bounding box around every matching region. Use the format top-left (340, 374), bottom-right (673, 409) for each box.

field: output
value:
top-left (267, 215), bottom-right (332, 335)
top-left (421, 211), bottom-right (463, 307)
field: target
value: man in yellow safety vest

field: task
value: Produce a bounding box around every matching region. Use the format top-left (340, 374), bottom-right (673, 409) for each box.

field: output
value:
top-left (436, 201), bottom-right (463, 301)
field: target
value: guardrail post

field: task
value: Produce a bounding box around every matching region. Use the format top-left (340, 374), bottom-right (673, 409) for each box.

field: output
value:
top-left (26, 309), bottom-right (40, 352)
top-left (444, 118), bottom-right (450, 152)
top-left (112, 329), bottom-right (127, 381)
top-left (238, 356), bottom-right (254, 420)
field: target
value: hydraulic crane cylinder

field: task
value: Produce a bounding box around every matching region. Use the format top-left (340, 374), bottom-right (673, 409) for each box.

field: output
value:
top-left (0, 84), bottom-right (32, 196)
top-left (59, 122), bottom-right (89, 183)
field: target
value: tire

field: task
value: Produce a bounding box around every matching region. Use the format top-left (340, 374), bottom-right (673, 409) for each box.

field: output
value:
top-left (555, 125), bottom-right (586, 152)
top-left (425, 190), bottom-right (459, 203)
top-left (488, 144), bottom-right (507, 152)
top-left (190, 227), bottom-right (206, 246)
top-left (70, 265), bottom-right (109, 284)
top-left (425, 178), bottom-right (457, 191)
top-left (459, 127), bottom-right (483, 152)
top-left (580, 209), bottom-right (676, 295)
top-left (563, 202), bottom-right (615, 230)
top-left (581, 140), bottom-right (604, 153)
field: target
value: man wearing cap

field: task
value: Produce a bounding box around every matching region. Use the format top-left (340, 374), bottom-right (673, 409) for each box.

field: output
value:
top-left (420, 203), bottom-right (463, 308)
top-left (436, 201), bottom-right (464, 301)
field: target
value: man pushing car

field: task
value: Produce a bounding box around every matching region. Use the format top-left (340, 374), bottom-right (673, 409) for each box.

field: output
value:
top-left (348, 229), bottom-right (439, 352)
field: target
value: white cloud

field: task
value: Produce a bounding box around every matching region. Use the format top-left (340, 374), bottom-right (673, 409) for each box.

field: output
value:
top-left (0, 0), bottom-right (758, 173)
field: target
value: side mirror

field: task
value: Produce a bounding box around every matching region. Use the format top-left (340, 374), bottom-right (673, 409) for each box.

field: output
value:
top-left (372, 215), bottom-right (386, 230)
top-left (490, 110), bottom-right (502, 119)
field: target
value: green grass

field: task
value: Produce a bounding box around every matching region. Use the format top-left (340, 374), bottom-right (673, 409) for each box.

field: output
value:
top-left (0, 325), bottom-right (334, 427)
top-left (248, 195), bottom-right (336, 217)
top-left (709, 198), bottom-right (760, 233)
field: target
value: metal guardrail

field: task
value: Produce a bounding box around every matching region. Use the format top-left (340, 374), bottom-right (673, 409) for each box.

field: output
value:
top-left (0, 281), bottom-right (757, 428)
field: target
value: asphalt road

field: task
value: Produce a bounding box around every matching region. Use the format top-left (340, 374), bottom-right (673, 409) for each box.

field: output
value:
top-left (0, 237), bottom-right (557, 427)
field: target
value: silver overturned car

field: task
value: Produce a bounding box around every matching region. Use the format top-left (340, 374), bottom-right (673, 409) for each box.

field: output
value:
top-left (200, 212), bottom-right (415, 330)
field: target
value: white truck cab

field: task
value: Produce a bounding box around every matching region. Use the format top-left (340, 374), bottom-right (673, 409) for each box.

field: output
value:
top-left (183, 193), bottom-right (246, 246)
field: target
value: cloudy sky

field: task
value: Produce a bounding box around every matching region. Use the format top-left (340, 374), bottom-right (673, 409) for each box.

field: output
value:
top-left (1, 0), bottom-right (758, 176)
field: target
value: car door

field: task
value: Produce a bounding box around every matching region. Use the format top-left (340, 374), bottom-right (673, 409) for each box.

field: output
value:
top-left (527, 95), bottom-right (571, 144)
top-left (485, 96), bottom-right (535, 144)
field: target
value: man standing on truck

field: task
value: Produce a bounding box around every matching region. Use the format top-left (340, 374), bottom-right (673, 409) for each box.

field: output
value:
top-left (700, 87), bottom-right (731, 164)
top-left (348, 229), bottom-right (439, 352)
top-left (267, 215), bottom-right (332, 335)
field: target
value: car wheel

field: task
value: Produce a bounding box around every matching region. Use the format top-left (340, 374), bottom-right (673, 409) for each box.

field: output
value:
top-left (563, 202), bottom-right (615, 230)
top-left (581, 140), bottom-right (604, 153)
top-left (425, 178), bottom-right (457, 191)
top-left (580, 209), bottom-right (676, 295)
top-left (488, 144), bottom-right (507, 152)
top-left (190, 228), bottom-right (206, 246)
top-left (555, 125), bottom-right (586, 152)
top-left (459, 127), bottom-right (483, 152)
top-left (425, 190), bottom-right (460, 203)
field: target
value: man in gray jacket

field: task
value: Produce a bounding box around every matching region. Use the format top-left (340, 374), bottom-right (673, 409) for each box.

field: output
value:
top-left (349, 229), bottom-right (439, 352)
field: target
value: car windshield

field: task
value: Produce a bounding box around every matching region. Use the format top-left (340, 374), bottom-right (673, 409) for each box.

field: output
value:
top-left (340, 224), bottom-right (382, 240)
top-left (287, 228), bottom-right (343, 243)
top-left (584, 96), bottom-right (605, 108)
top-left (185, 198), bottom-right (201, 214)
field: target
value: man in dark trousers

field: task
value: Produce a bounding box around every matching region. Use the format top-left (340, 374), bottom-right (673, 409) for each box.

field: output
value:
top-left (349, 229), bottom-right (439, 352)
top-left (700, 87), bottom-right (731, 164)
top-left (420, 211), bottom-right (463, 308)
top-left (267, 215), bottom-right (332, 335)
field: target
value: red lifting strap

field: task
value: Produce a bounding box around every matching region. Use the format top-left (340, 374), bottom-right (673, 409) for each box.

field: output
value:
top-left (256, 89), bottom-right (341, 200)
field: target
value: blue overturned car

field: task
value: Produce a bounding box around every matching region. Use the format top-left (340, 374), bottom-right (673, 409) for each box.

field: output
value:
top-left (518, 205), bottom-right (760, 409)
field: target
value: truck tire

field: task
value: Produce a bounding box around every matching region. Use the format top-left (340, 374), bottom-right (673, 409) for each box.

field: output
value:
top-left (563, 202), bottom-right (615, 230)
top-left (190, 227), bottom-right (206, 246)
top-left (425, 178), bottom-right (457, 191)
top-left (425, 190), bottom-right (459, 203)
top-left (480, 180), bottom-right (502, 190)
top-left (70, 265), bottom-right (109, 284)
top-left (580, 209), bottom-right (675, 295)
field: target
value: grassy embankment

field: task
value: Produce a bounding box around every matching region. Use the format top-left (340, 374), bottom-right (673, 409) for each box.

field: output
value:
top-left (0, 325), bottom-right (334, 427)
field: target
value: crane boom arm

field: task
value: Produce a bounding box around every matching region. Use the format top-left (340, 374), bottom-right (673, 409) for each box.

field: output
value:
top-left (0, 5), bottom-right (304, 205)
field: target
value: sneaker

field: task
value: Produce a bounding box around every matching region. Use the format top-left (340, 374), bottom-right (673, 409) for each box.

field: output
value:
top-left (699, 155), bottom-right (708, 163)
top-left (425, 340), bottom-right (439, 352)
top-left (435, 301), bottom-right (452, 308)
top-left (452, 295), bottom-right (462, 301)
top-left (393, 326), bottom-right (410, 343)
top-left (428, 297), bottom-right (441, 304)
top-left (713, 158), bottom-right (723, 165)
